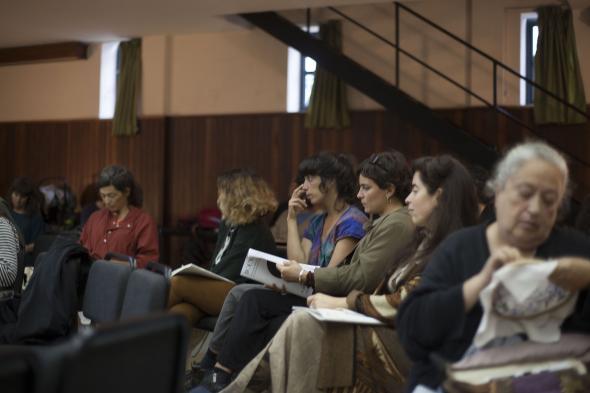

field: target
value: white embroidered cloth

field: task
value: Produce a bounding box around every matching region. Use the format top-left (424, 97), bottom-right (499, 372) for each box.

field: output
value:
top-left (474, 260), bottom-right (578, 348)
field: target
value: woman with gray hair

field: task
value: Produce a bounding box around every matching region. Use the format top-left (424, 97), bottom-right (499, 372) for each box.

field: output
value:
top-left (80, 165), bottom-right (158, 268)
top-left (397, 141), bottom-right (590, 392)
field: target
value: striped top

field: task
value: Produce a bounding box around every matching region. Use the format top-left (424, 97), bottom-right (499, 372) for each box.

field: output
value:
top-left (0, 216), bottom-right (19, 289)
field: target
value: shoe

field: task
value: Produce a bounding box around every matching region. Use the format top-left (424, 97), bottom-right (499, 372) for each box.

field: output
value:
top-left (184, 369), bottom-right (197, 392)
top-left (191, 363), bottom-right (211, 386)
top-left (195, 368), bottom-right (231, 393)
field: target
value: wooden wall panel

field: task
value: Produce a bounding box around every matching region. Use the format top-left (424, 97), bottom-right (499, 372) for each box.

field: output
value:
top-left (1, 107), bottom-right (588, 265)
top-left (0, 118), bottom-right (165, 223)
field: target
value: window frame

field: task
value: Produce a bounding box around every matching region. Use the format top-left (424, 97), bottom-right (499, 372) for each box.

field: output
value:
top-left (299, 28), bottom-right (320, 112)
top-left (524, 16), bottom-right (538, 105)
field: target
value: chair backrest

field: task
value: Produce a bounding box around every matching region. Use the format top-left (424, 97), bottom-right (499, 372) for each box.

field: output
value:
top-left (120, 268), bottom-right (169, 319)
top-left (0, 348), bottom-right (39, 393)
top-left (58, 314), bottom-right (189, 393)
top-left (82, 260), bottom-right (131, 323)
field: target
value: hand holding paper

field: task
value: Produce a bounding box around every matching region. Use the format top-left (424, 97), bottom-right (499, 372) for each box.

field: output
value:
top-left (276, 259), bottom-right (304, 282)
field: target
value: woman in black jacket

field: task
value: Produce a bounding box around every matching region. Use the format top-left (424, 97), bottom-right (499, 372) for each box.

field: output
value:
top-left (167, 169), bottom-right (278, 326)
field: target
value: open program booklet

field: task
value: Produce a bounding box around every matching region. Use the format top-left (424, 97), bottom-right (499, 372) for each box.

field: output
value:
top-left (292, 306), bottom-right (385, 326)
top-left (240, 249), bottom-right (319, 298)
top-left (171, 264), bottom-right (234, 284)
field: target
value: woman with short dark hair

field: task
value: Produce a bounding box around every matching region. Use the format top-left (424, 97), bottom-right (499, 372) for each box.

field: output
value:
top-left (80, 165), bottom-right (158, 268)
top-left (287, 152), bottom-right (367, 268)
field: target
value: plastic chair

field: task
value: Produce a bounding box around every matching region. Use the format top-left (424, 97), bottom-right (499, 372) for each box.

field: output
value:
top-left (82, 260), bottom-right (131, 323)
top-left (0, 347), bottom-right (39, 393)
top-left (120, 264), bottom-right (170, 319)
top-left (58, 314), bottom-right (189, 393)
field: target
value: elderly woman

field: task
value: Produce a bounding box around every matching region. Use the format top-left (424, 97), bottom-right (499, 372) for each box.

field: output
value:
top-left (80, 165), bottom-right (159, 268)
top-left (168, 169), bottom-right (278, 325)
top-left (397, 142), bottom-right (590, 392)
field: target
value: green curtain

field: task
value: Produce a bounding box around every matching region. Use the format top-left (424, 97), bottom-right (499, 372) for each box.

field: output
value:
top-left (113, 39), bottom-right (141, 136)
top-left (305, 21), bottom-right (350, 129)
top-left (534, 6), bottom-right (587, 125)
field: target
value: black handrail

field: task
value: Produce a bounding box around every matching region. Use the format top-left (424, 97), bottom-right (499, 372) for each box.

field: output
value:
top-left (395, 1), bottom-right (589, 120)
top-left (321, 4), bottom-right (590, 171)
top-left (327, 6), bottom-right (536, 133)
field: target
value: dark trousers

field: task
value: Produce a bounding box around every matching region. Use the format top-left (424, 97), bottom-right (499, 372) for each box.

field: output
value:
top-left (218, 288), bottom-right (306, 372)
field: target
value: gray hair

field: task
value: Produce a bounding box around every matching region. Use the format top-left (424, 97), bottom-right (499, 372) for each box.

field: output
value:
top-left (488, 141), bottom-right (568, 194)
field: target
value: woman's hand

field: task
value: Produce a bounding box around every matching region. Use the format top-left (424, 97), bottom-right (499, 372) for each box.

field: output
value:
top-left (478, 246), bottom-right (523, 287)
top-left (287, 184), bottom-right (307, 220)
top-left (550, 257), bottom-right (590, 292)
top-left (463, 246), bottom-right (522, 311)
top-left (307, 293), bottom-right (348, 309)
top-left (277, 260), bottom-right (303, 283)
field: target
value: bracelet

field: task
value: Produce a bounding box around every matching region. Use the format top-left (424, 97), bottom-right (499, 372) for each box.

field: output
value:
top-left (298, 269), bottom-right (306, 285)
top-left (304, 271), bottom-right (315, 290)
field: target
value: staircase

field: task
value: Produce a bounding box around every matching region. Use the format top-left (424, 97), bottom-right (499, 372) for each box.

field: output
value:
top-left (240, 4), bottom-right (589, 177)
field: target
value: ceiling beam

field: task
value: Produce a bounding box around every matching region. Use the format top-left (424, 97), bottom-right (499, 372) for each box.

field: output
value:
top-left (0, 42), bottom-right (88, 66)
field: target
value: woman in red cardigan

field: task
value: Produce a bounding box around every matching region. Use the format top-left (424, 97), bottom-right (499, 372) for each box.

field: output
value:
top-left (80, 165), bottom-right (159, 268)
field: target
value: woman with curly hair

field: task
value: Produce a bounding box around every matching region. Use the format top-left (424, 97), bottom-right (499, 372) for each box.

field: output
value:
top-left (168, 169), bottom-right (279, 325)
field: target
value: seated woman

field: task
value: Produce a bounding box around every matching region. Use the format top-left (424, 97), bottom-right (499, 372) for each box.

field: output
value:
top-left (168, 169), bottom-right (278, 325)
top-left (287, 152), bottom-right (368, 267)
top-left (196, 150), bottom-right (417, 392)
top-left (0, 197), bottom-right (23, 300)
top-left (222, 155), bottom-right (479, 393)
top-left (80, 165), bottom-right (158, 268)
top-left (397, 142), bottom-right (590, 392)
top-left (7, 177), bottom-right (44, 266)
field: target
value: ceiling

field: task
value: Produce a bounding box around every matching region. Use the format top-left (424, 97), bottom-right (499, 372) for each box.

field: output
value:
top-left (0, 0), bottom-right (392, 48)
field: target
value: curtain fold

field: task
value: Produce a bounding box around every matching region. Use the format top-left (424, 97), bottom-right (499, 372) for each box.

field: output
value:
top-left (305, 21), bottom-right (350, 129)
top-left (113, 39), bottom-right (142, 136)
top-left (534, 6), bottom-right (587, 125)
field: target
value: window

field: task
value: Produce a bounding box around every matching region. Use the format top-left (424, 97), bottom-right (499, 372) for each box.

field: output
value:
top-left (520, 13), bottom-right (538, 105)
top-left (300, 55), bottom-right (317, 110)
top-left (286, 26), bottom-right (319, 113)
top-left (99, 41), bottom-right (121, 119)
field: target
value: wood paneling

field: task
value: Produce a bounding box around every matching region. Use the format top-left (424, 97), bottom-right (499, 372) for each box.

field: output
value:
top-left (0, 118), bottom-right (165, 223)
top-left (0, 42), bottom-right (88, 66)
top-left (1, 107), bottom-right (588, 264)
